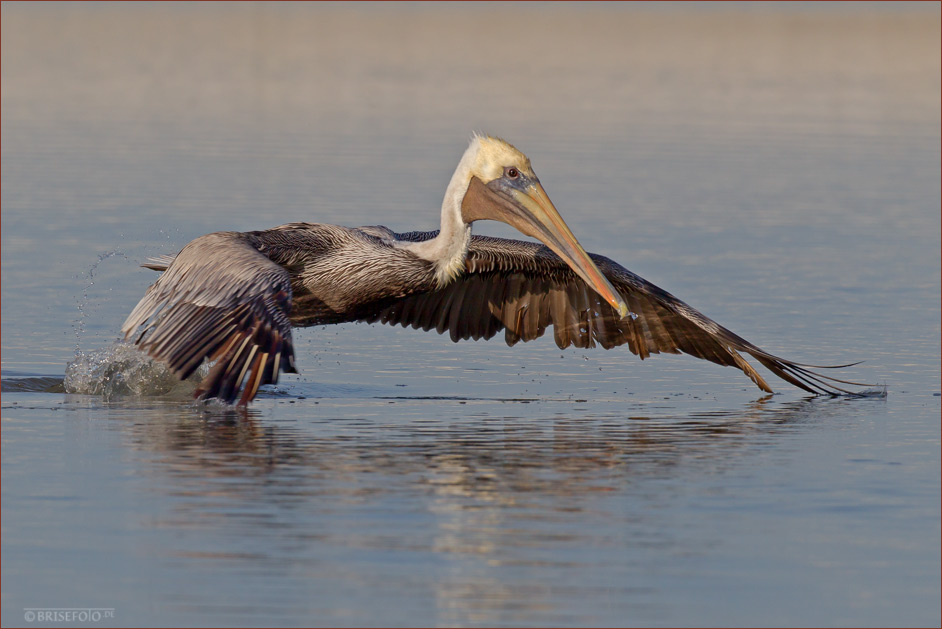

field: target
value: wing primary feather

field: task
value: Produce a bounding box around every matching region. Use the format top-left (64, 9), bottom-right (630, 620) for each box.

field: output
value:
top-left (125, 231), bottom-right (297, 404)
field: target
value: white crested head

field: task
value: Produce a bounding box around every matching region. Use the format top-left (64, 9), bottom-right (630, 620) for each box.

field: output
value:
top-left (460, 133), bottom-right (533, 183)
top-left (439, 134), bottom-right (534, 230)
top-left (404, 134), bottom-right (535, 286)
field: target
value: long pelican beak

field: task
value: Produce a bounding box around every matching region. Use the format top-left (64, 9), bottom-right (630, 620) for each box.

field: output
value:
top-left (465, 176), bottom-right (635, 320)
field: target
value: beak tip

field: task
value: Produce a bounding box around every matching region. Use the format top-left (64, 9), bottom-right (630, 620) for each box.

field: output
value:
top-left (618, 303), bottom-right (638, 321)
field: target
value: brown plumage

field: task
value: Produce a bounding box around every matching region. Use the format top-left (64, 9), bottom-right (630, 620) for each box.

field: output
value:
top-left (373, 232), bottom-right (865, 396)
top-left (122, 135), bottom-right (868, 405)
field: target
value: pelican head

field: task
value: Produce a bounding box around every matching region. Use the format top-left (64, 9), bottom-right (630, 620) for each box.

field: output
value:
top-left (456, 135), bottom-right (633, 320)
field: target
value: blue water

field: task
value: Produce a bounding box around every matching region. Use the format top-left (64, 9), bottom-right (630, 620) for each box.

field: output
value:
top-left (2, 3), bottom-right (940, 627)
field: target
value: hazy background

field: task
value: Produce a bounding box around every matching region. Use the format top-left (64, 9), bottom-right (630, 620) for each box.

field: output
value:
top-left (2, 3), bottom-right (940, 627)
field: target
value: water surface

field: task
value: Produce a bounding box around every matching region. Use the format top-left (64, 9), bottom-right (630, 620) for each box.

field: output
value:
top-left (2, 3), bottom-right (940, 627)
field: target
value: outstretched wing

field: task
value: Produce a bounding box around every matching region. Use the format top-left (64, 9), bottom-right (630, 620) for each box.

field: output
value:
top-left (122, 231), bottom-right (297, 405)
top-left (368, 233), bottom-right (864, 395)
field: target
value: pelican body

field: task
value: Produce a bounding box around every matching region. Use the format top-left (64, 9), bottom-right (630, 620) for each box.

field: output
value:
top-left (123, 135), bottom-right (865, 405)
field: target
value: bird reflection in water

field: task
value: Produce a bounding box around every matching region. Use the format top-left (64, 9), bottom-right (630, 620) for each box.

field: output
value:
top-left (104, 396), bottom-right (847, 623)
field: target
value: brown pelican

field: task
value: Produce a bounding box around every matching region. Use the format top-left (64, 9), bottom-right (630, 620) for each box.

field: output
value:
top-left (122, 134), bottom-right (866, 405)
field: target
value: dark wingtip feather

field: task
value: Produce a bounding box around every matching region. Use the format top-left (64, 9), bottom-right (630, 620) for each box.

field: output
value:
top-left (124, 233), bottom-right (297, 406)
top-left (750, 352), bottom-right (879, 397)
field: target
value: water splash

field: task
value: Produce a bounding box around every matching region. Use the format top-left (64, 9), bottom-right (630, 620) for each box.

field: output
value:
top-left (64, 343), bottom-right (204, 400)
top-left (72, 250), bottom-right (132, 353)
top-left (848, 386), bottom-right (889, 399)
top-left (65, 247), bottom-right (207, 401)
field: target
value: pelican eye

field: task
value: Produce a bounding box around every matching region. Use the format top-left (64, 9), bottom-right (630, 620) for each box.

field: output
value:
top-left (505, 167), bottom-right (520, 179)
